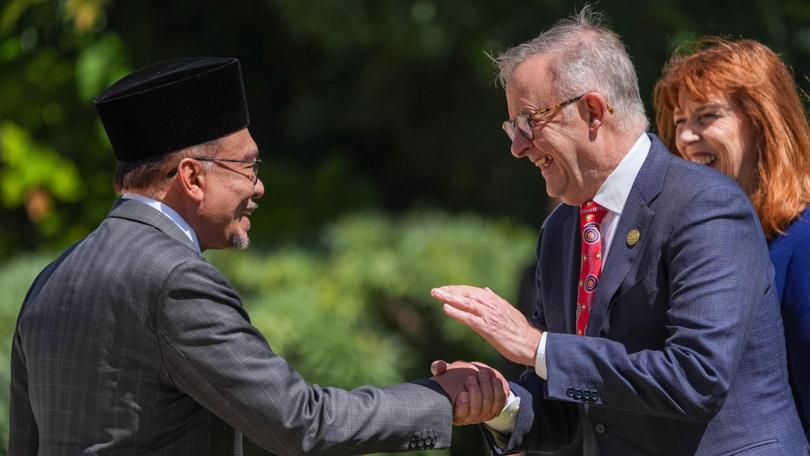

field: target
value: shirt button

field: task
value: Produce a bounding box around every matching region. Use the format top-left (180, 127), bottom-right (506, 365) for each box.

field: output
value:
top-left (594, 422), bottom-right (607, 434)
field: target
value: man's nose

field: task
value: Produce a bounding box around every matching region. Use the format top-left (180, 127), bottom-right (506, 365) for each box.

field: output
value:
top-left (253, 177), bottom-right (265, 199)
top-left (510, 132), bottom-right (532, 158)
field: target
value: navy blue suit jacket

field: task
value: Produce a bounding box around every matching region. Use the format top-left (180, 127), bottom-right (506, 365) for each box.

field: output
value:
top-left (501, 135), bottom-right (808, 455)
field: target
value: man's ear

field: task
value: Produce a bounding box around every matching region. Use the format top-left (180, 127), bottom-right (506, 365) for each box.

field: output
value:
top-left (175, 158), bottom-right (206, 202)
top-left (581, 92), bottom-right (610, 133)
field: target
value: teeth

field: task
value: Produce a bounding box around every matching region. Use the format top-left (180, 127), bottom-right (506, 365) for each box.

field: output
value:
top-left (690, 154), bottom-right (716, 165)
top-left (537, 156), bottom-right (551, 168)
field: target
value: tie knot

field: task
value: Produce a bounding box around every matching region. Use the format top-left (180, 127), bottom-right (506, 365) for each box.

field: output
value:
top-left (580, 201), bottom-right (608, 225)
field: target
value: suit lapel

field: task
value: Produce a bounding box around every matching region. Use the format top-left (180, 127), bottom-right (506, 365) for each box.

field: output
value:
top-left (561, 204), bottom-right (581, 334)
top-left (586, 135), bottom-right (669, 336)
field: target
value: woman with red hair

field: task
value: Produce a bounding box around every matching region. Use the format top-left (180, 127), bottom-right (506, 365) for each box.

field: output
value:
top-left (654, 38), bottom-right (810, 436)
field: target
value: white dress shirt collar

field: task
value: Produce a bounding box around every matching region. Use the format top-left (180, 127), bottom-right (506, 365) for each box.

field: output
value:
top-left (592, 133), bottom-right (650, 216)
top-left (121, 192), bottom-right (202, 255)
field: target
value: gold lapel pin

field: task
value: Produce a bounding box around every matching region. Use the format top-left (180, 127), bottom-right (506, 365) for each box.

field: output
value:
top-left (626, 228), bottom-right (640, 246)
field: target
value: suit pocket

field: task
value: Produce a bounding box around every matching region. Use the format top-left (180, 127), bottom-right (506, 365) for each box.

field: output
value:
top-left (604, 270), bottom-right (667, 346)
top-left (718, 439), bottom-right (780, 455)
top-left (609, 268), bottom-right (657, 316)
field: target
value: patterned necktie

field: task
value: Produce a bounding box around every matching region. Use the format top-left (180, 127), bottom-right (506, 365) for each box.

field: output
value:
top-left (576, 201), bottom-right (609, 336)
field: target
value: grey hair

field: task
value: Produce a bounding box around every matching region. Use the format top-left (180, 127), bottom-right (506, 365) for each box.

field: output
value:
top-left (495, 5), bottom-right (648, 133)
top-left (114, 139), bottom-right (217, 195)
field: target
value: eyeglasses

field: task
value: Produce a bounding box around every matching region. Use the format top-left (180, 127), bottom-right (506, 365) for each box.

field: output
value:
top-left (502, 94), bottom-right (614, 141)
top-left (193, 156), bottom-right (262, 183)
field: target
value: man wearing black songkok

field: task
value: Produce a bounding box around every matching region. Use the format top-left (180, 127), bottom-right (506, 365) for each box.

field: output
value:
top-left (9, 57), bottom-right (506, 455)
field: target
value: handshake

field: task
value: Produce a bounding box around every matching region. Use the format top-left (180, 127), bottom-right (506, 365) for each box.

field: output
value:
top-left (429, 359), bottom-right (510, 426)
top-left (427, 284), bottom-right (540, 426)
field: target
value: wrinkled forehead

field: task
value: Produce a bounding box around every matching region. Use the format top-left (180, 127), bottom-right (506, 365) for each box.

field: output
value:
top-left (504, 55), bottom-right (560, 110)
top-left (213, 128), bottom-right (259, 159)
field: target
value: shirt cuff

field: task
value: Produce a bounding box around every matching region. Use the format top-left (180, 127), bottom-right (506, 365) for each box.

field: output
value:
top-left (534, 331), bottom-right (548, 379)
top-left (484, 391), bottom-right (521, 434)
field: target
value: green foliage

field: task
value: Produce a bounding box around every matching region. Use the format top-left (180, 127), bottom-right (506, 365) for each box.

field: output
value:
top-left (75, 33), bottom-right (128, 102)
top-left (0, 212), bottom-right (535, 456)
top-left (0, 121), bottom-right (82, 205)
top-left (0, 0), bottom-right (125, 257)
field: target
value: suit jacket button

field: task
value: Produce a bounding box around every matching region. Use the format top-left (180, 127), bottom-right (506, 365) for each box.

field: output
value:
top-left (566, 387), bottom-right (575, 398)
top-left (594, 422), bottom-right (607, 434)
top-left (574, 388), bottom-right (583, 400)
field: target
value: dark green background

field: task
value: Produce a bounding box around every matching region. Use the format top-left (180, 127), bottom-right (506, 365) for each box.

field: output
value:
top-left (4, 0), bottom-right (810, 258)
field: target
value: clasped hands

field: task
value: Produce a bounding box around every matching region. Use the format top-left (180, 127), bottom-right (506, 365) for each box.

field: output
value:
top-left (429, 284), bottom-right (545, 426)
top-left (430, 359), bottom-right (509, 425)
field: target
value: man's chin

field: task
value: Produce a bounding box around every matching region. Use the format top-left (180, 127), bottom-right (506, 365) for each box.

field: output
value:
top-left (229, 233), bottom-right (250, 250)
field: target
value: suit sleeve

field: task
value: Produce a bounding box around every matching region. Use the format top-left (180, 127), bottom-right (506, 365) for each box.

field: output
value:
top-left (8, 251), bottom-right (73, 456)
top-left (9, 330), bottom-right (39, 456)
top-left (155, 259), bottom-right (452, 456)
top-left (542, 184), bottom-right (769, 421)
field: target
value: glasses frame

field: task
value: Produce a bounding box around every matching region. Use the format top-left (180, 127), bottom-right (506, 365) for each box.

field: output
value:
top-left (193, 156), bottom-right (262, 183)
top-left (502, 93), bottom-right (614, 141)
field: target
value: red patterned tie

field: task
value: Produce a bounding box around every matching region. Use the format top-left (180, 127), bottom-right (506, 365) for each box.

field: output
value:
top-left (576, 201), bottom-right (609, 336)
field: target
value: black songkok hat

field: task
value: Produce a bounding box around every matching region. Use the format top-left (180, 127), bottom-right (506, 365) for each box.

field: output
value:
top-left (94, 57), bottom-right (249, 162)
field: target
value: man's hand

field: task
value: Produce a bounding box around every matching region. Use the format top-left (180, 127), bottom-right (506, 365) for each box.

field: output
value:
top-left (432, 285), bottom-right (542, 366)
top-left (430, 360), bottom-right (509, 425)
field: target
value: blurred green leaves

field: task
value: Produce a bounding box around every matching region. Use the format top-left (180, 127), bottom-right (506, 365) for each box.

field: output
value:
top-left (75, 33), bottom-right (127, 101)
top-left (0, 0), bottom-right (123, 255)
top-left (0, 121), bottom-right (81, 206)
top-left (0, 121), bottom-right (82, 236)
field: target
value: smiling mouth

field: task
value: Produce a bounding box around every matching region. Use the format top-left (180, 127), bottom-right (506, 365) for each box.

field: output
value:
top-left (535, 155), bottom-right (553, 168)
top-left (689, 154), bottom-right (717, 166)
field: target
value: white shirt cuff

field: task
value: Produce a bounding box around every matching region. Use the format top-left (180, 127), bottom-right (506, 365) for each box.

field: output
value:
top-left (535, 331), bottom-right (548, 379)
top-left (484, 391), bottom-right (521, 433)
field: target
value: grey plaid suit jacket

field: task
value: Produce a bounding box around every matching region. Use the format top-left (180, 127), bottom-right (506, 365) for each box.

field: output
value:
top-left (493, 135), bottom-right (809, 455)
top-left (10, 199), bottom-right (452, 455)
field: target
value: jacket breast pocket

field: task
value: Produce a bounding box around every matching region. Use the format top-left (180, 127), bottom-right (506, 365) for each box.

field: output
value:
top-left (605, 270), bottom-right (668, 347)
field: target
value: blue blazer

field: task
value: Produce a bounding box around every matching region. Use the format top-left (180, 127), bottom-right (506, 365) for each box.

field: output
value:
top-left (770, 205), bottom-right (810, 437)
top-left (500, 135), bottom-right (808, 455)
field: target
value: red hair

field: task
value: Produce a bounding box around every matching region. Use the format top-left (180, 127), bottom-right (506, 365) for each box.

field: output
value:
top-left (653, 38), bottom-right (810, 239)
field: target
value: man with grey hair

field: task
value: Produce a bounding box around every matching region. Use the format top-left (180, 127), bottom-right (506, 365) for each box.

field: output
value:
top-left (431, 8), bottom-right (808, 455)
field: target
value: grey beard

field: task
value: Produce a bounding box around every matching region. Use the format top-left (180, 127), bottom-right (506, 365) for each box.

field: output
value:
top-left (230, 233), bottom-right (250, 250)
